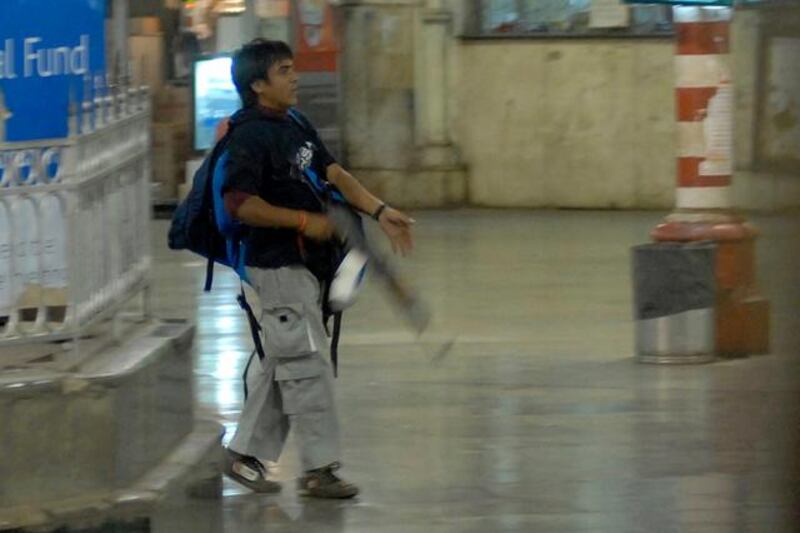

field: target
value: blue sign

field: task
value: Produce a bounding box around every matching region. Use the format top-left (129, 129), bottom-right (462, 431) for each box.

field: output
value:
top-left (0, 0), bottom-right (106, 142)
top-left (193, 55), bottom-right (240, 152)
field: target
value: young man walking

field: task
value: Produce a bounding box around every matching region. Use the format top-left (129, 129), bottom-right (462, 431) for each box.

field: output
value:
top-left (220, 39), bottom-right (414, 499)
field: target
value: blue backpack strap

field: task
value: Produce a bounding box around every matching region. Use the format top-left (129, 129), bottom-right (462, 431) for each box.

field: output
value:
top-left (286, 109), bottom-right (346, 204)
top-left (303, 166), bottom-right (346, 203)
top-left (206, 142), bottom-right (265, 363)
top-left (210, 150), bottom-right (250, 283)
top-left (203, 152), bottom-right (222, 292)
top-left (197, 134), bottom-right (234, 292)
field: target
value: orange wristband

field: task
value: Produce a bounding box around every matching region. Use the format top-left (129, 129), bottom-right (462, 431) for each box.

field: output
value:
top-left (297, 211), bottom-right (308, 233)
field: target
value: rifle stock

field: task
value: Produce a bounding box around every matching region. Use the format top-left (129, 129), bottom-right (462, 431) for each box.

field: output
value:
top-left (327, 204), bottom-right (431, 334)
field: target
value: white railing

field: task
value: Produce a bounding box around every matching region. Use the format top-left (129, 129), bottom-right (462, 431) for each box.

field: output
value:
top-left (0, 87), bottom-right (153, 345)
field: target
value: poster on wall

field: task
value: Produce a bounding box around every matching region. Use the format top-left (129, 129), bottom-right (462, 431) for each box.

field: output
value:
top-left (0, 0), bottom-right (106, 142)
top-left (699, 81), bottom-right (734, 177)
top-left (294, 0), bottom-right (339, 72)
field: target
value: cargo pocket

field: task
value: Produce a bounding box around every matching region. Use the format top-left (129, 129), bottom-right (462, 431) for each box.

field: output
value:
top-left (262, 303), bottom-right (315, 359)
top-left (275, 355), bottom-right (329, 415)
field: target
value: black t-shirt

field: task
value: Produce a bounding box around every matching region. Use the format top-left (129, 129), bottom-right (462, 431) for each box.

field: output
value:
top-left (221, 106), bottom-right (337, 277)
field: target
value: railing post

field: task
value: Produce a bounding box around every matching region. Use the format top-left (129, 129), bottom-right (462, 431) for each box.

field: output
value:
top-left (0, 90), bottom-right (153, 347)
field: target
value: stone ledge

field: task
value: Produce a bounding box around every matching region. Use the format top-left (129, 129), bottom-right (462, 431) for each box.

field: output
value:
top-left (0, 319), bottom-right (198, 512)
top-left (0, 419), bottom-right (223, 532)
top-left (0, 320), bottom-right (195, 396)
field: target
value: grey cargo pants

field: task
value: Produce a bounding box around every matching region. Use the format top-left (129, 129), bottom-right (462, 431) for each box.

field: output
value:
top-left (229, 266), bottom-right (340, 472)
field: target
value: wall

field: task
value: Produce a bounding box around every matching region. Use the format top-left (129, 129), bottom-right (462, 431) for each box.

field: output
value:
top-left (452, 7), bottom-right (800, 210)
top-left (453, 39), bottom-right (675, 209)
top-left (730, 8), bottom-right (800, 210)
top-left (336, 2), bottom-right (800, 209)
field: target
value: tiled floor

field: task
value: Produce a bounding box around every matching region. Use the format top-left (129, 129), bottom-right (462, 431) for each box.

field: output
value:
top-left (149, 210), bottom-right (800, 533)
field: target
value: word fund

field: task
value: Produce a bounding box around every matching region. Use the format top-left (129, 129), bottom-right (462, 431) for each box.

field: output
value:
top-left (0, 35), bottom-right (90, 80)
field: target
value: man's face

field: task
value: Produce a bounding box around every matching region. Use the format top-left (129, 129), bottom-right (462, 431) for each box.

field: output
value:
top-left (252, 58), bottom-right (298, 111)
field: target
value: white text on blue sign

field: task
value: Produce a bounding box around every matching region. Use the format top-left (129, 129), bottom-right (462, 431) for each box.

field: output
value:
top-left (0, 35), bottom-right (91, 80)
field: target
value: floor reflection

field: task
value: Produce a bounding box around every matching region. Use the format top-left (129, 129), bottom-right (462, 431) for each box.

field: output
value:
top-left (150, 211), bottom-right (800, 532)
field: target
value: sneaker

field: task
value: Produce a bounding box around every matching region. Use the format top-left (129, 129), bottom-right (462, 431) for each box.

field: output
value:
top-left (223, 448), bottom-right (281, 493)
top-left (297, 462), bottom-right (359, 499)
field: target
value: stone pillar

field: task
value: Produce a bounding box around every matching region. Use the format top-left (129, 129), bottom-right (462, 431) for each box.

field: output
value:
top-left (652, 6), bottom-right (770, 357)
top-left (243, 0), bottom-right (260, 42)
top-left (414, 0), bottom-right (460, 168)
top-left (337, 0), bottom-right (465, 208)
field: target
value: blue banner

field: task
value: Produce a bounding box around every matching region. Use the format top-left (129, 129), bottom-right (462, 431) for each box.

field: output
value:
top-left (0, 0), bottom-right (106, 142)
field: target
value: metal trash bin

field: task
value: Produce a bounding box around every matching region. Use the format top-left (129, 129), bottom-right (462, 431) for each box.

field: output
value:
top-left (632, 241), bottom-right (716, 364)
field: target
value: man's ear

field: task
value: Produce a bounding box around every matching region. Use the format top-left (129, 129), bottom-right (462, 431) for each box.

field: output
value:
top-left (250, 78), bottom-right (268, 95)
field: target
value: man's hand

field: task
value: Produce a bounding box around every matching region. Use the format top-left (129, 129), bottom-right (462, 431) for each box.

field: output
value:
top-left (378, 207), bottom-right (415, 256)
top-left (301, 212), bottom-right (335, 242)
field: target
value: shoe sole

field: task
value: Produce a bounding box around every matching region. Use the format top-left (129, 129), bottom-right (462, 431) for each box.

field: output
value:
top-left (297, 488), bottom-right (359, 499)
top-left (223, 470), bottom-right (282, 494)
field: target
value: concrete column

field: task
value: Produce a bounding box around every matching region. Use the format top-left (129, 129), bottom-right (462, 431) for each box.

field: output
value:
top-left (419, 6), bottom-right (448, 144)
top-left (414, 0), bottom-right (459, 167)
top-left (652, 6), bottom-right (770, 357)
top-left (244, 0), bottom-right (259, 42)
top-left (337, 0), bottom-right (466, 207)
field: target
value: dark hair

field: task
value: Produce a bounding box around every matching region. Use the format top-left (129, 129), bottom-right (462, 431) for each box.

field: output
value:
top-left (231, 39), bottom-right (293, 108)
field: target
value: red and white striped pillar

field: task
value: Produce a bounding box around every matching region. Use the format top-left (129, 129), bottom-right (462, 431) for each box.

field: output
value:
top-left (674, 6), bottom-right (733, 210)
top-left (652, 6), bottom-right (770, 357)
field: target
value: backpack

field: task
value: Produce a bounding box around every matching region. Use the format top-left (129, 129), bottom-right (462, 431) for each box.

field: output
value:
top-left (167, 132), bottom-right (245, 283)
top-left (167, 124), bottom-right (265, 364)
top-left (167, 110), bottom-right (355, 377)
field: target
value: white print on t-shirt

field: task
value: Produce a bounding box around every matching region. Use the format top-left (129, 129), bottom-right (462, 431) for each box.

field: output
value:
top-left (296, 141), bottom-right (314, 172)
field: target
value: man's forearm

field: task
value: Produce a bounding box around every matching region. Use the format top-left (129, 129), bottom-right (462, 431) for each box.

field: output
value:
top-left (234, 195), bottom-right (303, 229)
top-left (326, 164), bottom-right (383, 217)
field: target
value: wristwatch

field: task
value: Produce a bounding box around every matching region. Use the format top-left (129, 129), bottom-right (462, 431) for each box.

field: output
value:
top-left (372, 203), bottom-right (387, 221)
